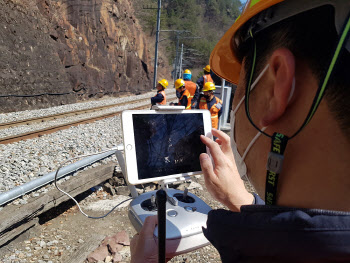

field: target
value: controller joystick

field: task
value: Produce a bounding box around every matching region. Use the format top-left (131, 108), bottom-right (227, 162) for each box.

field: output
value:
top-left (141, 194), bottom-right (158, 211)
top-left (174, 188), bottom-right (195, 203)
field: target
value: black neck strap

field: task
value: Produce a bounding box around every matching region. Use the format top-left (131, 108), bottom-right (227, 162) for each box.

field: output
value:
top-left (265, 133), bottom-right (289, 205)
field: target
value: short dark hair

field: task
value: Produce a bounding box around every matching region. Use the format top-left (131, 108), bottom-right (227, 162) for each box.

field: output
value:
top-left (236, 5), bottom-right (350, 139)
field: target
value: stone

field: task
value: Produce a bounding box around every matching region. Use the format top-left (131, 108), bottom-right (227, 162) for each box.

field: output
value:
top-left (107, 240), bottom-right (123, 254)
top-left (144, 184), bottom-right (156, 192)
top-left (112, 253), bottom-right (122, 262)
top-left (176, 182), bottom-right (191, 191)
top-left (103, 183), bottom-right (116, 196)
top-left (115, 186), bottom-right (129, 196)
top-left (105, 255), bottom-right (112, 262)
top-left (39, 240), bottom-right (46, 248)
top-left (188, 182), bottom-right (203, 191)
top-left (113, 231), bottom-right (130, 246)
top-left (87, 245), bottom-right (109, 262)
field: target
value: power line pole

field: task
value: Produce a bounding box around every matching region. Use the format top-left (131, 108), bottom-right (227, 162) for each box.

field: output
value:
top-left (160, 30), bottom-right (190, 82)
top-left (153, 0), bottom-right (161, 88)
top-left (179, 44), bottom-right (184, 78)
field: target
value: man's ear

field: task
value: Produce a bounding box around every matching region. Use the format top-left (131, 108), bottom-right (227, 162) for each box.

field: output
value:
top-left (261, 48), bottom-right (295, 127)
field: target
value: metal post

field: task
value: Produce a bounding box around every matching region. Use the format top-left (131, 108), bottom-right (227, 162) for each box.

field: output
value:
top-left (153, 0), bottom-right (161, 88)
top-left (218, 78), bottom-right (226, 130)
top-left (174, 33), bottom-right (180, 80)
top-left (179, 44), bottom-right (184, 78)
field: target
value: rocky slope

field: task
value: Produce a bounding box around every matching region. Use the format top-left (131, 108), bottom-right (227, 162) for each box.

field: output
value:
top-left (0, 0), bottom-right (159, 113)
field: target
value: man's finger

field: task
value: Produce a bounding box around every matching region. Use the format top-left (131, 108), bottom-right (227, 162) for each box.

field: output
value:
top-left (200, 135), bottom-right (226, 167)
top-left (212, 129), bottom-right (233, 157)
top-left (140, 215), bottom-right (158, 238)
top-left (130, 233), bottom-right (139, 247)
top-left (200, 153), bottom-right (219, 183)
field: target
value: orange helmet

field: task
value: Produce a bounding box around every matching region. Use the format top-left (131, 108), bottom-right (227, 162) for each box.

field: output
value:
top-left (174, 79), bottom-right (185, 89)
top-left (184, 69), bottom-right (191, 74)
top-left (210, 0), bottom-right (350, 85)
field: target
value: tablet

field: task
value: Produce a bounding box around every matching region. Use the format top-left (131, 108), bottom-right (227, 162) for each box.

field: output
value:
top-left (122, 109), bottom-right (212, 185)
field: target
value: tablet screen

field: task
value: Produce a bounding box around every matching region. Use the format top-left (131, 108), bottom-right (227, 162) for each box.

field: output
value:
top-left (132, 113), bottom-right (206, 180)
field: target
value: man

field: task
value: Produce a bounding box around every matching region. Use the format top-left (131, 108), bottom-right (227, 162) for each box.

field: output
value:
top-left (151, 79), bottom-right (168, 106)
top-left (197, 64), bottom-right (214, 91)
top-left (198, 82), bottom-right (223, 129)
top-left (183, 69), bottom-right (199, 109)
top-left (131, 0), bottom-right (350, 262)
top-left (170, 79), bottom-right (191, 110)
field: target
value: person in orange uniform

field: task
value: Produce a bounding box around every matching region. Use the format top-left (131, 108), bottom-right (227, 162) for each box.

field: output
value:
top-left (198, 82), bottom-right (222, 129)
top-left (151, 79), bottom-right (168, 106)
top-left (170, 79), bottom-right (191, 110)
top-left (196, 65), bottom-right (214, 91)
top-left (183, 69), bottom-right (199, 109)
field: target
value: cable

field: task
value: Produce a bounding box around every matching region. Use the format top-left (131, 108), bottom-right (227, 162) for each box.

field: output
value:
top-left (0, 90), bottom-right (120, 98)
top-left (54, 148), bottom-right (132, 219)
top-left (0, 92), bottom-right (73, 98)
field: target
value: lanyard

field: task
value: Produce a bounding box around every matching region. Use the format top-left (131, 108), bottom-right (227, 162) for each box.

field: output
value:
top-left (265, 133), bottom-right (289, 205)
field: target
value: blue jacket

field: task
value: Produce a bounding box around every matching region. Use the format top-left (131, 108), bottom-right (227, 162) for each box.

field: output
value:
top-left (203, 194), bottom-right (350, 262)
top-left (151, 90), bottom-right (165, 105)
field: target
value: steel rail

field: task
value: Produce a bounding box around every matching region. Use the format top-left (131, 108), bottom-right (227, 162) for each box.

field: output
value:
top-left (0, 98), bottom-right (150, 129)
top-left (0, 97), bottom-right (178, 145)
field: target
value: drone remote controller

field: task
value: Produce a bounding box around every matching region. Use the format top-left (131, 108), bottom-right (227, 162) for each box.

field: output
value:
top-left (128, 188), bottom-right (212, 257)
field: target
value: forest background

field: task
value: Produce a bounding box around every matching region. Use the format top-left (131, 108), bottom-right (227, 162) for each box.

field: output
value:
top-left (131, 0), bottom-right (245, 79)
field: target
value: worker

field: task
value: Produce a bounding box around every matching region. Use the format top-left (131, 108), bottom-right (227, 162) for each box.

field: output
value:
top-left (197, 64), bottom-right (214, 91)
top-left (170, 79), bottom-right (191, 110)
top-left (183, 69), bottom-right (199, 109)
top-left (131, 0), bottom-right (350, 262)
top-left (151, 79), bottom-right (168, 106)
top-left (197, 82), bottom-right (223, 129)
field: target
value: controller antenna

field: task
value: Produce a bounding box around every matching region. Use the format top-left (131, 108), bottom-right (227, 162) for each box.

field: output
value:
top-left (156, 189), bottom-right (167, 263)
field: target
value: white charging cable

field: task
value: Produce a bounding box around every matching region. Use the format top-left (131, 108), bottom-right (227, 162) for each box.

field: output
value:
top-left (54, 149), bottom-right (132, 219)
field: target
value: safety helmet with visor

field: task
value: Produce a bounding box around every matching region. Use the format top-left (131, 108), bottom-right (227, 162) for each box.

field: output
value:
top-left (210, 0), bottom-right (350, 85)
top-left (158, 79), bottom-right (169, 89)
top-left (174, 79), bottom-right (185, 90)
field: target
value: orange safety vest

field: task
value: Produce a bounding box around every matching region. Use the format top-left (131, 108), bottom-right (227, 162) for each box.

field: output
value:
top-left (154, 90), bottom-right (166, 105)
top-left (199, 96), bottom-right (222, 129)
top-left (178, 89), bottom-right (191, 110)
top-left (184, 81), bottom-right (197, 100)
top-left (203, 74), bottom-right (213, 85)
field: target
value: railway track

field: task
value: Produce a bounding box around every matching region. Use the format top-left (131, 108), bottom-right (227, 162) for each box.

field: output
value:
top-left (0, 96), bottom-right (177, 145)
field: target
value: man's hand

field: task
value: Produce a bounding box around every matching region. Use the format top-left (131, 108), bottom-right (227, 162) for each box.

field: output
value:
top-left (130, 216), bottom-right (172, 263)
top-left (130, 216), bottom-right (158, 263)
top-left (200, 129), bottom-right (254, 212)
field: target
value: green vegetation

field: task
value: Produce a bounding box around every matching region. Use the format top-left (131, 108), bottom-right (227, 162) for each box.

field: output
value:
top-left (132, 0), bottom-right (242, 70)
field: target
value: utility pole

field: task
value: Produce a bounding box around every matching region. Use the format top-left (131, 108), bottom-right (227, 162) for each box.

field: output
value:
top-left (179, 44), bottom-right (184, 78)
top-left (153, 0), bottom-right (161, 88)
top-left (142, 3), bottom-right (162, 88)
top-left (174, 33), bottom-right (180, 79)
top-left (176, 36), bottom-right (201, 78)
top-left (160, 30), bottom-right (190, 82)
